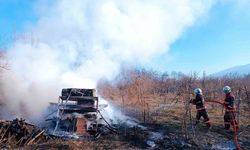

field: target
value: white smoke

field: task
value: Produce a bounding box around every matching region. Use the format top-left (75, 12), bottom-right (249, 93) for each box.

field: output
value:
top-left (1, 0), bottom-right (214, 120)
top-left (99, 99), bottom-right (142, 127)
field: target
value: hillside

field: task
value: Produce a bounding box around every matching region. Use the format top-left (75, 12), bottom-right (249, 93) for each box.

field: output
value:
top-left (212, 64), bottom-right (250, 77)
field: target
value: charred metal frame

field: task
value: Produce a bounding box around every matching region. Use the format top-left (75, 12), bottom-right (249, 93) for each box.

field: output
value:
top-left (53, 89), bottom-right (99, 135)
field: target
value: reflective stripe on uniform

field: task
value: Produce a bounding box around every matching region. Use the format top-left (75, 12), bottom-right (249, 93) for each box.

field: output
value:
top-left (196, 107), bottom-right (206, 111)
top-left (204, 120), bottom-right (211, 123)
top-left (226, 109), bottom-right (236, 112)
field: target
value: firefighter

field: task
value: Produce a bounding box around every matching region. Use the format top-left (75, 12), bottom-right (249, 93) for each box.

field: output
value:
top-left (223, 86), bottom-right (239, 130)
top-left (190, 88), bottom-right (211, 127)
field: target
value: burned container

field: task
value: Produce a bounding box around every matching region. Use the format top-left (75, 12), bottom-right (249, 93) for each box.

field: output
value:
top-left (52, 88), bottom-right (99, 136)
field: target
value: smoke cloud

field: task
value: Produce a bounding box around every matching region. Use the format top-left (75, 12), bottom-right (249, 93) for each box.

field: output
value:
top-left (0, 0), bottom-right (214, 120)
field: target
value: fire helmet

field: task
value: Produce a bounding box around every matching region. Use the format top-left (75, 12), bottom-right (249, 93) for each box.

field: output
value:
top-left (223, 86), bottom-right (231, 94)
top-left (194, 88), bottom-right (202, 95)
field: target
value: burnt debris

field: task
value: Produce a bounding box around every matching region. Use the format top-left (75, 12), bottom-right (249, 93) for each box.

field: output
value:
top-left (0, 118), bottom-right (51, 149)
top-left (46, 88), bottom-right (116, 138)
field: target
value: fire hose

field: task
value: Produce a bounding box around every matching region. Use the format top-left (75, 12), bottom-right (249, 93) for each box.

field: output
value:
top-left (206, 100), bottom-right (242, 150)
top-left (97, 110), bottom-right (117, 134)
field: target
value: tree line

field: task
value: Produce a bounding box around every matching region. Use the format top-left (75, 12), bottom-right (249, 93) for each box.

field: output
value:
top-left (97, 68), bottom-right (250, 123)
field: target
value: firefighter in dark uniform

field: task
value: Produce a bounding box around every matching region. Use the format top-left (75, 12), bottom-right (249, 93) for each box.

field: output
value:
top-left (190, 88), bottom-right (211, 127)
top-left (223, 86), bottom-right (239, 130)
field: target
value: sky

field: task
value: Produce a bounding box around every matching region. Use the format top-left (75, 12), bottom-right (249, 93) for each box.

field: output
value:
top-left (0, 0), bottom-right (250, 75)
top-left (0, 0), bottom-right (37, 48)
top-left (148, 1), bottom-right (250, 74)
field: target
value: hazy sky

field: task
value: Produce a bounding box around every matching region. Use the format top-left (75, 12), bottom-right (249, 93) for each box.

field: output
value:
top-left (0, 0), bottom-right (250, 75)
top-left (148, 0), bottom-right (250, 74)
